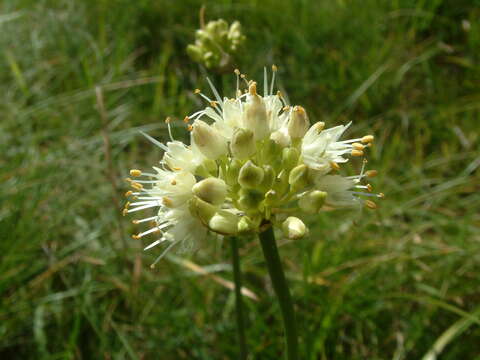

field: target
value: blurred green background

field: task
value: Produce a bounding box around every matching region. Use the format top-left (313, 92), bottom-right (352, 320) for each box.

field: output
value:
top-left (1, 0), bottom-right (479, 359)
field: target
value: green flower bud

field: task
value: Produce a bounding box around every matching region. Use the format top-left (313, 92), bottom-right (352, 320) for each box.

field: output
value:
top-left (192, 177), bottom-right (227, 205)
top-left (298, 190), bottom-right (327, 214)
top-left (288, 106), bottom-right (310, 139)
top-left (209, 210), bottom-right (240, 235)
top-left (243, 82), bottom-right (269, 140)
top-left (238, 188), bottom-right (264, 212)
top-left (260, 165), bottom-right (275, 190)
top-left (230, 128), bottom-right (255, 159)
top-left (238, 160), bottom-right (264, 189)
top-left (288, 164), bottom-right (310, 191)
top-left (225, 158), bottom-right (243, 186)
top-left (191, 120), bottom-right (228, 160)
top-left (188, 196), bottom-right (217, 224)
top-left (262, 139), bottom-right (283, 169)
top-left (282, 147), bottom-right (299, 170)
top-left (282, 217), bottom-right (308, 239)
top-left (237, 216), bottom-right (254, 233)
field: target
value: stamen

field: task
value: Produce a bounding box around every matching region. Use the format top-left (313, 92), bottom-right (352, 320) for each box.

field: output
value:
top-left (351, 149), bottom-right (364, 157)
top-left (187, 124), bottom-right (193, 132)
top-left (183, 116), bottom-right (190, 123)
top-left (366, 170), bottom-right (378, 178)
top-left (263, 66), bottom-right (268, 96)
top-left (361, 135), bottom-right (374, 143)
top-left (125, 190), bottom-right (133, 197)
top-left (270, 64), bottom-right (277, 95)
top-left (165, 117), bottom-right (175, 141)
top-left (149, 240), bottom-right (179, 267)
top-left (194, 88), bottom-right (201, 94)
top-left (132, 216), bottom-right (158, 224)
top-left (366, 184), bottom-right (373, 192)
top-left (130, 169), bottom-right (142, 177)
top-left (249, 82), bottom-right (257, 96)
top-left (131, 182), bottom-right (143, 190)
top-left (140, 131), bottom-right (168, 151)
top-left (378, 192), bottom-right (385, 198)
top-left (352, 143), bottom-right (365, 150)
top-left (330, 161), bottom-right (340, 171)
top-left (365, 200), bottom-right (377, 209)
top-left (162, 197), bottom-right (174, 207)
top-left (206, 77), bottom-right (223, 106)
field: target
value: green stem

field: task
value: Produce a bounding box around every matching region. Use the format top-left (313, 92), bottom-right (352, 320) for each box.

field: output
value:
top-left (259, 226), bottom-right (299, 360)
top-left (231, 237), bottom-right (247, 359)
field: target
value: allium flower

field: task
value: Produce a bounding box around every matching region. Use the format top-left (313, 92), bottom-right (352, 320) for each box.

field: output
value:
top-left (124, 66), bottom-right (383, 266)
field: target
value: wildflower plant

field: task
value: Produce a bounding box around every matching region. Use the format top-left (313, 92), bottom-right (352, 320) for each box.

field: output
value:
top-left (124, 67), bottom-right (382, 359)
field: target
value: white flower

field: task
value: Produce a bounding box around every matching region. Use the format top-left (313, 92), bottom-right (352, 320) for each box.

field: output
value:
top-left (163, 140), bottom-right (205, 173)
top-left (191, 119), bottom-right (228, 159)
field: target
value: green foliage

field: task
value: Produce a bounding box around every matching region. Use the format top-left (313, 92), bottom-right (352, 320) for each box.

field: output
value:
top-left (1, 0), bottom-right (479, 359)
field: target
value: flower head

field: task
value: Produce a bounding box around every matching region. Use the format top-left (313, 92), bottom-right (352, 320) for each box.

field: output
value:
top-left (124, 66), bottom-right (382, 266)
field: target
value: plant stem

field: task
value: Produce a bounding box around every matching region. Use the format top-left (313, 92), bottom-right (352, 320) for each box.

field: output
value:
top-left (259, 226), bottom-right (299, 360)
top-left (231, 237), bottom-right (247, 359)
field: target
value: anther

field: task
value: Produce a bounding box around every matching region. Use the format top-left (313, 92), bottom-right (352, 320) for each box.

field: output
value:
top-left (122, 208), bottom-right (128, 216)
top-left (272, 64), bottom-right (278, 72)
top-left (234, 69), bottom-right (240, 75)
top-left (378, 192), bottom-right (385, 198)
top-left (131, 182), bottom-right (143, 190)
top-left (210, 101), bottom-right (218, 107)
top-left (366, 184), bottom-right (373, 192)
top-left (132, 220), bottom-right (139, 224)
top-left (276, 90), bottom-right (283, 98)
top-left (366, 170), bottom-right (378, 178)
top-left (283, 105), bottom-right (291, 111)
top-left (330, 161), bottom-right (340, 171)
top-left (171, 179), bottom-right (177, 185)
top-left (352, 143), bottom-right (365, 150)
top-left (130, 169), bottom-right (142, 177)
top-left (187, 124), bottom-right (193, 131)
top-left (124, 201), bottom-right (130, 209)
top-left (165, 117), bottom-right (171, 124)
top-left (162, 197), bottom-right (174, 207)
top-left (351, 149), bottom-right (364, 157)
top-left (150, 264), bottom-right (155, 269)
top-left (248, 82), bottom-right (257, 95)
top-left (125, 178), bottom-right (132, 182)
top-left (361, 135), bottom-right (374, 143)
top-left (125, 190), bottom-right (133, 197)
top-left (183, 116), bottom-right (190, 123)
top-left (194, 89), bottom-right (201, 94)
top-left (132, 234), bottom-right (141, 240)
top-left (365, 200), bottom-right (377, 209)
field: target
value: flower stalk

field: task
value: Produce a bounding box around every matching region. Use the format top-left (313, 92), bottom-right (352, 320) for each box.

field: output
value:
top-left (259, 225), bottom-right (299, 360)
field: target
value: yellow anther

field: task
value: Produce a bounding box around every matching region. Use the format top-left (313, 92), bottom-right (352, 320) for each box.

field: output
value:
top-left (187, 124), bottom-right (193, 132)
top-left (125, 190), bottom-right (133, 197)
top-left (330, 161), bottom-right (340, 171)
top-left (351, 149), bottom-right (364, 157)
top-left (366, 184), bottom-right (373, 192)
top-left (173, 167), bottom-right (182, 171)
top-left (234, 68), bottom-right (240, 75)
top-left (132, 234), bottom-right (141, 240)
top-left (162, 197), bottom-right (174, 207)
top-left (315, 122), bottom-right (325, 133)
top-left (361, 135), bottom-right (374, 143)
top-left (210, 101), bottom-right (218, 107)
top-left (131, 182), bottom-right (143, 190)
top-left (276, 90), bottom-right (283, 98)
top-left (130, 169), bottom-right (142, 177)
top-left (365, 200), bottom-right (377, 209)
top-left (240, 74), bottom-right (246, 79)
top-left (124, 201), bottom-right (130, 209)
top-left (165, 116), bottom-right (172, 124)
top-left (352, 143), bottom-right (365, 150)
top-left (132, 220), bottom-right (139, 224)
top-left (171, 179), bottom-right (177, 185)
top-left (122, 208), bottom-right (128, 216)
top-left (282, 105), bottom-right (291, 111)
top-left (183, 116), bottom-right (190, 123)
top-left (378, 192), bottom-right (385, 198)
top-left (194, 88), bottom-right (201, 94)
top-left (125, 178), bottom-right (132, 182)
top-left (294, 105), bottom-right (306, 115)
top-left (150, 264), bottom-right (155, 269)
top-left (248, 82), bottom-right (257, 95)
top-left (366, 170), bottom-right (378, 178)
top-left (272, 64), bottom-right (278, 72)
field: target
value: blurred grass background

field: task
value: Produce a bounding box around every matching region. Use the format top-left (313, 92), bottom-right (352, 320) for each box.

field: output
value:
top-left (1, 0), bottom-right (480, 359)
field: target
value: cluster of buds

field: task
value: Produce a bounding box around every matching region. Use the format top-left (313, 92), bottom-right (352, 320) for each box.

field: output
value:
top-left (124, 67), bottom-right (383, 266)
top-left (187, 19), bottom-right (246, 72)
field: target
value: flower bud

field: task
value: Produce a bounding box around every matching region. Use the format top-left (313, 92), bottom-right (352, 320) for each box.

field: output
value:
top-left (237, 216), bottom-right (254, 233)
top-left (270, 128), bottom-right (291, 148)
top-left (238, 160), bottom-right (264, 189)
top-left (188, 196), bottom-right (217, 224)
top-left (288, 106), bottom-right (310, 139)
top-left (192, 177), bottom-right (227, 205)
top-left (282, 217), bottom-right (308, 239)
top-left (230, 128), bottom-right (255, 159)
top-left (298, 190), bottom-right (327, 214)
top-left (261, 139), bottom-right (283, 169)
top-left (260, 165), bottom-right (275, 190)
top-left (238, 188), bottom-right (264, 212)
top-left (191, 120), bottom-right (228, 160)
top-left (243, 82), bottom-right (269, 140)
top-left (225, 158), bottom-right (243, 186)
top-left (282, 147), bottom-right (299, 170)
top-left (288, 164), bottom-right (310, 191)
top-left (209, 210), bottom-right (240, 235)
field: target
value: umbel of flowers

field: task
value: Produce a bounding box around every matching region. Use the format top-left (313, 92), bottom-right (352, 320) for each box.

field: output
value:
top-left (124, 67), bottom-right (382, 267)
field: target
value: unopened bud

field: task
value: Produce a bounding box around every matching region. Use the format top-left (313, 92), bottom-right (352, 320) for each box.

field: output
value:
top-left (282, 217), bottom-right (308, 239)
top-left (209, 210), bottom-right (240, 235)
top-left (237, 216), bottom-right (254, 233)
top-left (243, 83), bottom-right (269, 140)
top-left (230, 128), bottom-right (255, 159)
top-left (282, 147), bottom-right (299, 170)
top-left (191, 120), bottom-right (228, 159)
top-left (260, 165), bottom-right (275, 190)
top-left (226, 158), bottom-right (243, 186)
top-left (288, 164), bottom-right (310, 191)
top-left (238, 188), bottom-right (264, 212)
top-left (192, 177), bottom-right (227, 206)
top-left (188, 196), bottom-right (217, 224)
top-left (238, 160), bottom-right (264, 189)
top-left (288, 106), bottom-right (310, 139)
top-left (298, 190), bottom-right (327, 214)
